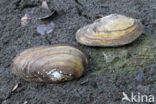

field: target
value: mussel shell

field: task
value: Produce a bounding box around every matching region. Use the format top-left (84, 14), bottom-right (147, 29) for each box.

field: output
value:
top-left (76, 14), bottom-right (143, 47)
top-left (33, 7), bottom-right (53, 20)
top-left (12, 45), bottom-right (88, 83)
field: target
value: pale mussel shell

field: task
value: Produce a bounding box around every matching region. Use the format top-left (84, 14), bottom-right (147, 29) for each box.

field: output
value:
top-left (76, 14), bottom-right (143, 47)
top-left (12, 45), bottom-right (88, 83)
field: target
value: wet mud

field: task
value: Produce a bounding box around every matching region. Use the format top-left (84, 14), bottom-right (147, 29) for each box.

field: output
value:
top-left (0, 0), bottom-right (156, 104)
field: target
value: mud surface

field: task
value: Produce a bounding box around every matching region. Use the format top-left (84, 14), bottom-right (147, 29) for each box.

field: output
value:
top-left (0, 0), bottom-right (156, 104)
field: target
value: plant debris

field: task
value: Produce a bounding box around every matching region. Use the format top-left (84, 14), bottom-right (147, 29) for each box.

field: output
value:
top-left (11, 83), bottom-right (19, 92)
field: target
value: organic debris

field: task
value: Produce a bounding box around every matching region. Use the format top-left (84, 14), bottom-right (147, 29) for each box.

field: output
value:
top-left (38, 1), bottom-right (57, 20)
top-left (37, 21), bottom-right (55, 35)
top-left (95, 14), bottom-right (104, 18)
top-left (20, 1), bottom-right (57, 35)
top-left (21, 14), bottom-right (31, 27)
top-left (38, 10), bottom-right (57, 20)
top-left (41, 1), bottom-right (49, 9)
top-left (11, 83), bottom-right (19, 92)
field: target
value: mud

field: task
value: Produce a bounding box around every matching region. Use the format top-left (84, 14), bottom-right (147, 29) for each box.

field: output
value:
top-left (0, 0), bottom-right (155, 104)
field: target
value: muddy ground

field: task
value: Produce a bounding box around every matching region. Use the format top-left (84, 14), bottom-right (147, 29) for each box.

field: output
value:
top-left (0, 0), bottom-right (156, 104)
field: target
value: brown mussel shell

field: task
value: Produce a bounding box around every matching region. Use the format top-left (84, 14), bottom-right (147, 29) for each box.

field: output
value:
top-left (12, 45), bottom-right (88, 83)
top-left (76, 14), bottom-right (143, 47)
